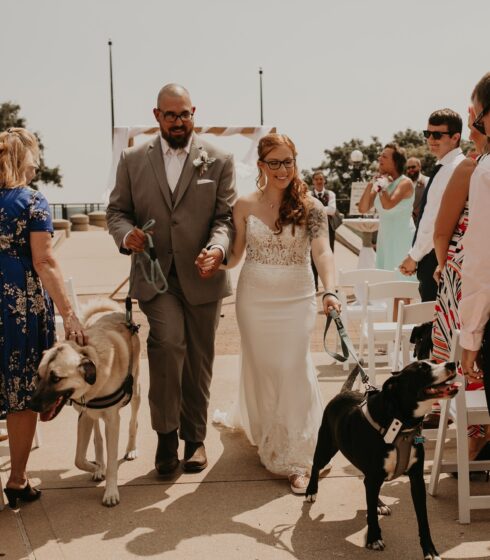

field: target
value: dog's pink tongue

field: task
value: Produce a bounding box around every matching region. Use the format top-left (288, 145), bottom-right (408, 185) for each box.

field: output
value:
top-left (39, 397), bottom-right (62, 422)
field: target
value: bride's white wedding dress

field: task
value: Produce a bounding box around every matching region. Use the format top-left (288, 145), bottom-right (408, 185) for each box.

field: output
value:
top-left (233, 213), bottom-right (324, 475)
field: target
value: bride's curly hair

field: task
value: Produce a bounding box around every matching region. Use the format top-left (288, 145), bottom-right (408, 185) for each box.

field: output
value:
top-left (256, 133), bottom-right (312, 235)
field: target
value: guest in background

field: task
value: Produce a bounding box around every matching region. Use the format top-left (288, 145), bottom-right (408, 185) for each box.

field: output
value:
top-left (406, 157), bottom-right (429, 222)
top-left (399, 109), bottom-right (465, 301)
top-left (461, 72), bottom-right (490, 424)
top-left (0, 128), bottom-right (85, 508)
top-left (358, 143), bottom-right (414, 280)
top-left (429, 107), bottom-right (488, 448)
top-left (310, 170), bottom-right (336, 291)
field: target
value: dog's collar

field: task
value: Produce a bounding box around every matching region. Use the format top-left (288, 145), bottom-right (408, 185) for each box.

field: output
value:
top-left (360, 400), bottom-right (419, 444)
top-left (71, 373), bottom-right (134, 410)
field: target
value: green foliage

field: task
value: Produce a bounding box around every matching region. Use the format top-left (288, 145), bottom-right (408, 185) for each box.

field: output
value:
top-left (0, 102), bottom-right (62, 190)
top-left (303, 127), bottom-right (474, 214)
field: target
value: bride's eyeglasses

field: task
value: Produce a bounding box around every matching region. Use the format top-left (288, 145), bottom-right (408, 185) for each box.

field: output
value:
top-left (261, 158), bottom-right (296, 170)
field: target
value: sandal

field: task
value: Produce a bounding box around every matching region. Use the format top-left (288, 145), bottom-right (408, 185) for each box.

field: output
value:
top-left (288, 473), bottom-right (310, 495)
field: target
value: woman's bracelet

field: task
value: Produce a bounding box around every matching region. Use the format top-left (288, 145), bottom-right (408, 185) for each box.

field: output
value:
top-left (322, 291), bottom-right (339, 302)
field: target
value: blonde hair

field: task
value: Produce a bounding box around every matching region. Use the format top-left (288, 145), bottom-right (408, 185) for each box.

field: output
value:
top-left (0, 128), bottom-right (39, 188)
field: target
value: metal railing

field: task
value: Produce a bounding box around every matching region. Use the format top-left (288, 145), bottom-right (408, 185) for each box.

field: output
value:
top-left (49, 203), bottom-right (106, 220)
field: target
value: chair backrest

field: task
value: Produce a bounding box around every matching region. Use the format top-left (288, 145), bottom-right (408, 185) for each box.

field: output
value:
top-left (393, 300), bottom-right (436, 369)
top-left (338, 268), bottom-right (397, 287)
top-left (364, 280), bottom-right (420, 303)
top-left (397, 300), bottom-right (436, 326)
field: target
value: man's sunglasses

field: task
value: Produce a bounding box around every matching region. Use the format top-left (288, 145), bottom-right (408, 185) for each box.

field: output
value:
top-left (472, 104), bottom-right (490, 136)
top-left (422, 130), bottom-right (453, 140)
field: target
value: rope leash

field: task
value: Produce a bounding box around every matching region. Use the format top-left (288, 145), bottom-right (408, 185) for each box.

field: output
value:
top-left (125, 218), bottom-right (168, 329)
top-left (323, 308), bottom-right (377, 392)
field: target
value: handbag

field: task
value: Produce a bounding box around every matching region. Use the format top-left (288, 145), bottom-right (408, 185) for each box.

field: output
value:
top-left (328, 209), bottom-right (343, 231)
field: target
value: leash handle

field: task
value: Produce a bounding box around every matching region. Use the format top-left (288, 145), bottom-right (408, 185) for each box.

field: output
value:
top-left (324, 309), bottom-right (373, 388)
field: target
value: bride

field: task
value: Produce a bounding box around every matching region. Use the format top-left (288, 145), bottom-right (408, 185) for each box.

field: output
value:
top-left (202, 133), bottom-right (340, 493)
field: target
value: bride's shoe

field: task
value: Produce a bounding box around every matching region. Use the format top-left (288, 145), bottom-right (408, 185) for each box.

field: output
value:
top-left (288, 473), bottom-right (310, 495)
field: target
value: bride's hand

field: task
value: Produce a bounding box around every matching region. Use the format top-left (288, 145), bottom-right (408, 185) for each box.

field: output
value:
top-left (322, 294), bottom-right (341, 315)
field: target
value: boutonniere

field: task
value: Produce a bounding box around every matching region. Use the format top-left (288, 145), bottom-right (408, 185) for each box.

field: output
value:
top-left (193, 148), bottom-right (216, 177)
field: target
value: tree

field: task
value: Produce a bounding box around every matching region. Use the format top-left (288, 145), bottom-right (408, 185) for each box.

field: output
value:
top-left (0, 102), bottom-right (62, 189)
top-left (304, 127), bottom-right (474, 214)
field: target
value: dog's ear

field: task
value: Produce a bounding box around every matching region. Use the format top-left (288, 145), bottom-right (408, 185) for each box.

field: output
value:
top-left (79, 358), bottom-right (96, 385)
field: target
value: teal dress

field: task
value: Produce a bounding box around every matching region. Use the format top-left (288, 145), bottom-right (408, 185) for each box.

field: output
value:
top-left (374, 175), bottom-right (415, 280)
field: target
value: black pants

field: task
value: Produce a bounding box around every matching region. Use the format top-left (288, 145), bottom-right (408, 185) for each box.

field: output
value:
top-left (480, 319), bottom-right (490, 415)
top-left (416, 249), bottom-right (438, 302)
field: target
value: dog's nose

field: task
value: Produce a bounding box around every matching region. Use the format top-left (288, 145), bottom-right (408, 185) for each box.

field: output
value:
top-left (446, 362), bottom-right (456, 371)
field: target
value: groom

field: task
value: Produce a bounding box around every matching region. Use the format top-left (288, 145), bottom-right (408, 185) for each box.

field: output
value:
top-left (106, 83), bottom-right (236, 474)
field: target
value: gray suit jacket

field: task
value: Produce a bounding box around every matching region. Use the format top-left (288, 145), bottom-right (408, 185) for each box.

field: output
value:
top-left (106, 133), bottom-right (237, 305)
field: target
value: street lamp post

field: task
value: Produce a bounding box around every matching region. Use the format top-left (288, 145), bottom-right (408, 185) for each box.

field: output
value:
top-left (259, 67), bottom-right (264, 125)
top-left (350, 149), bottom-right (363, 181)
top-left (108, 39), bottom-right (115, 144)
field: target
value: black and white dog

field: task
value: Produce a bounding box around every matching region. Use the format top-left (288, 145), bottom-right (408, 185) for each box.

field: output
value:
top-left (306, 361), bottom-right (460, 560)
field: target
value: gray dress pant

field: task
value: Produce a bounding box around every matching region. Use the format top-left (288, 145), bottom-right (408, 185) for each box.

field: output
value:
top-left (139, 266), bottom-right (222, 442)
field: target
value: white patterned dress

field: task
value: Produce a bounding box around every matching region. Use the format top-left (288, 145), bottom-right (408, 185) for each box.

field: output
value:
top-left (233, 210), bottom-right (326, 475)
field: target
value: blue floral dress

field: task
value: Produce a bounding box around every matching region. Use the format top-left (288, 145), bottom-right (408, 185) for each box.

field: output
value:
top-left (0, 187), bottom-right (55, 417)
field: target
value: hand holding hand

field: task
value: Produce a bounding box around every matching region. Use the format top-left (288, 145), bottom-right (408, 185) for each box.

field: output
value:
top-left (125, 228), bottom-right (147, 253)
top-left (195, 248), bottom-right (223, 278)
top-left (63, 313), bottom-right (87, 346)
top-left (399, 255), bottom-right (417, 276)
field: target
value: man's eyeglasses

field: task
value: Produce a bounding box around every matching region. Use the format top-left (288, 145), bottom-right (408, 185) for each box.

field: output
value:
top-left (261, 158), bottom-right (296, 170)
top-left (472, 104), bottom-right (490, 136)
top-left (157, 110), bottom-right (194, 123)
top-left (422, 130), bottom-right (452, 140)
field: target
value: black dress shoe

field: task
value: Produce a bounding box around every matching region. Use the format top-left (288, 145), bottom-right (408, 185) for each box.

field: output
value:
top-left (155, 430), bottom-right (179, 475)
top-left (183, 442), bottom-right (208, 472)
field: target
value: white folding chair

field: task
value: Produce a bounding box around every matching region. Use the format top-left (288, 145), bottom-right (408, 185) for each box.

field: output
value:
top-left (55, 277), bottom-right (81, 340)
top-left (361, 280), bottom-right (421, 385)
top-left (337, 269), bottom-right (397, 370)
top-left (392, 300), bottom-right (436, 371)
top-left (428, 330), bottom-right (490, 523)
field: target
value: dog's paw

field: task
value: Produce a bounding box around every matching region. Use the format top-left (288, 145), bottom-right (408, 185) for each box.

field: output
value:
top-left (305, 493), bottom-right (317, 503)
top-left (423, 551), bottom-right (441, 560)
top-left (366, 539), bottom-right (385, 551)
top-left (92, 464), bottom-right (106, 482)
top-left (124, 448), bottom-right (138, 461)
top-left (377, 504), bottom-right (391, 516)
top-left (102, 487), bottom-right (120, 507)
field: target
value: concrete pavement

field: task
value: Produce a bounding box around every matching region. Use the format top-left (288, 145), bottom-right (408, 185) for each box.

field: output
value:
top-left (1, 230), bottom-right (489, 560)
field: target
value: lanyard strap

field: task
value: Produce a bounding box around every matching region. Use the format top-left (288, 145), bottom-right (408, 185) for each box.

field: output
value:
top-left (323, 309), bottom-right (373, 389)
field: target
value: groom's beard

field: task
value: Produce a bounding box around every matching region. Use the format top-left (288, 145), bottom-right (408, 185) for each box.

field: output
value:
top-left (162, 126), bottom-right (193, 149)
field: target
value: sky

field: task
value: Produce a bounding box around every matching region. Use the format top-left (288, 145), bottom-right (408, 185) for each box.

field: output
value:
top-left (2, 0), bottom-right (489, 204)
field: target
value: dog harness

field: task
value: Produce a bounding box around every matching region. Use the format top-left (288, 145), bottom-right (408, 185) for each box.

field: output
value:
top-left (361, 400), bottom-right (424, 479)
top-left (72, 372), bottom-right (134, 410)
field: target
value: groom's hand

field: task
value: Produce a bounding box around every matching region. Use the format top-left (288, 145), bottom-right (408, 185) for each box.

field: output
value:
top-left (124, 227), bottom-right (147, 253)
top-left (195, 248), bottom-right (223, 278)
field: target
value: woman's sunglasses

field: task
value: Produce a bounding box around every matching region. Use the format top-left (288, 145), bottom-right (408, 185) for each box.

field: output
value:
top-left (472, 104), bottom-right (490, 136)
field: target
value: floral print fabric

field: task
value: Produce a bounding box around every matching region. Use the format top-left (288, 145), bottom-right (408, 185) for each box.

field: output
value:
top-left (0, 187), bottom-right (55, 417)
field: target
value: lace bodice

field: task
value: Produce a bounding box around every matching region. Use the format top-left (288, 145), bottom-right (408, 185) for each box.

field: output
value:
top-left (245, 209), bottom-right (328, 266)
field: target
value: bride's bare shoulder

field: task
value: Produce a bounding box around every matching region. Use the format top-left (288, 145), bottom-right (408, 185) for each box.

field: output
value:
top-left (234, 192), bottom-right (261, 215)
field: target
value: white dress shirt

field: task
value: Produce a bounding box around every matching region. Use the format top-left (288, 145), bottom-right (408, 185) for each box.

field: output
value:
top-left (460, 153), bottom-right (490, 350)
top-left (313, 189), bottom-right (337, 216)
top-left (160, 135), bottom-right (191, 192)
top-left (409, 148), bottom-right (465, 262)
